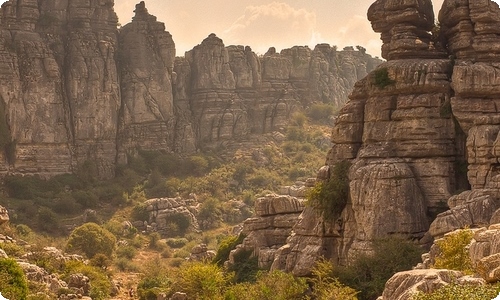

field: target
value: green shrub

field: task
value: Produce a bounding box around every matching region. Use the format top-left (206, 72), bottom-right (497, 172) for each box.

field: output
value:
top-left (411, 283), bottom-right (499, 300)
top-left (224, 270), bottom-right (308, 300)
top-left (197, 198), bottom-right (222, 230)
top-left (433, 229), bottom-right (474, 273)
top-left (72, 190), bottom-right (99, 208)
top-left (307, 160), bottom-right (350, 220)
top-left (131, 202), bottom-right (150, 222)
top-left (213, 234), bottom-right (245, 266)
top-left (137, 258), bottom-right (171, 300)
top-left (373, 67), bottom-right (394, 88)
top-left (166, 238), bottom-right (189, 249)
top-left (0, 258), bottom-right (28, 300)
top-left (335, 236), bottom-right (424, 300)
top-left (63, 261), bottom-right (112, 300)
top-left (66, 223), bottom-right (116, 259)
top-left (116, 245), bottom-right (137, 259)
top-left (0, 242), bottom-right (26, 257)
top-left (90, 253), bottom-right (112, 270)
top-left (174, 261), bottom-right (230, 300)
top-left (229, 249), bottom-right (260, 283)
top-left (115, 258), bottom-right (139, 272)
top-left (15, 224), bottom-right (32, 236)
top-left (310, 259), bottom-right (358, 300)
top-left (148, 232), bottom-right (163, 250)
top-left (37, 207), bottom-right (60, 234)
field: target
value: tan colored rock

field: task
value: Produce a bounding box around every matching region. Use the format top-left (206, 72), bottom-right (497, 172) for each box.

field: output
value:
top-left (0, 205), bottom-right (8, 225)
top-left (118, 1), bottom-right (176, 154)
top-left (368, 0), bottom-right (445, 60)
top-left (379, 269), bottom-right (464, 300)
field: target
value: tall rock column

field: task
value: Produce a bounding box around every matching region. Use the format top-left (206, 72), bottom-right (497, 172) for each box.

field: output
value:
top-left (64, 0), bottom-right (121, 178)
top-left (0, 0), bottom-right (72, 177)
top-left (183, 34), bottom-right (249, 144)
top-left (118, 1), bottom-right (176, 156)
top-left (426, 0), bottom-right (500, 238)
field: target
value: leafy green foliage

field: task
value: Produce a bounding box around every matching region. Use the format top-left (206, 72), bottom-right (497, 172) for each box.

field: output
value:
top-left (173, 261), bottom-right (230, 300)
top-left (137, 258), bottom-right (171, 300)
top-left (411, 283), bottom-right (500, 300)
top-left (0, 258), bottom-right (29, 300)
top-left (310, 259), bottom-right (359, 300)
top-left (433, 229), bottom-right (474, 273)
top-left (224, 270), bottom-right (308, 300)
top-left (373, 68), bottom-right (394, 88)
top-left (335, 237), bottom-right (424, 300)
top-left (166, 238), bottom-right (189, 249)
top-left (63, 261), bottom-right (112, 300)
top-left (213, 234), bottom-right (245, 266)
top-left (228, 249), bottom-right (260, 283)
top-left (66, 223), bottom-right (116, 259)
top-left (307, 160), bottom-right (350, 220)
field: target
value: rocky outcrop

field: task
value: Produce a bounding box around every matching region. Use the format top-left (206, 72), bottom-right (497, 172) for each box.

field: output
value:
top-left (0, 205), bottom-right (8, 225)
top-left (0, 0), bottom-right (381, 179)
top-left (229, 193), bottom-right (306, 269)
top-left (378, 269), bottom-right (483, 300)
top-left (270, 0), bottom-right (500, 275)
top-left (143, 197), bottom-right (199, 235)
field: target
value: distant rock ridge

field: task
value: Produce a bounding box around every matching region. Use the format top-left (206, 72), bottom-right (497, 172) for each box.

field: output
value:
top-left (0, 0), bottom-right (381, 178)
top-left (248, 0), bottom-right (500, 276)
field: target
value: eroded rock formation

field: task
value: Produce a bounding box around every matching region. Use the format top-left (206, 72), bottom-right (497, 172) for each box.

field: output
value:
top-left (263, 0), bottom-right (500, 276)
top-left (0, 0), bottom-right (381, 178)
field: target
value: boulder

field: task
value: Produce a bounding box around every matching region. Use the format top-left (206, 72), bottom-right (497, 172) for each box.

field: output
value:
top-left (379, 269), bottom-right (465, 300)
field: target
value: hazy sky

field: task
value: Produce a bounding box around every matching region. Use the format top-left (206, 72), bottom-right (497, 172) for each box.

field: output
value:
top-left (2, 0), bottom-right (500, 57)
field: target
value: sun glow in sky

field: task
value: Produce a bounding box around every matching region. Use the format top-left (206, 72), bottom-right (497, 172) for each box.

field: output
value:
top-left (1, 0), bottom-right (500, 57)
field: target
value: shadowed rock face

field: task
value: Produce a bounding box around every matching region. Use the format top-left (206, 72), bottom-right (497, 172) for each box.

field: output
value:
top-left (268, 0), bottom-right (500, 275)
top-left (0, 0), bottom-right (381, 178)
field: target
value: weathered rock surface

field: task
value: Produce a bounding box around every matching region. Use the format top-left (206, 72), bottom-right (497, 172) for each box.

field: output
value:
top-left (143, 197), bottom-right (200, 235)
top-left (271, 0), bottom-right (500, 276)
top-left (0, 205), bottom-right (8, 225)
top-left (228, 193), bottom-right (306, 269)
top-left (377, 269), bottom-right (479, 300)
top-left (0, 0), bottom-right (381, 179)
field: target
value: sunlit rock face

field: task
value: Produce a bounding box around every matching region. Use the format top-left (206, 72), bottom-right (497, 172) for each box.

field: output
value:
top-left (0, 0), bottom-right (381, 178)
top-left (271, 0), bottom-right (500, 274)
top-left (118, 1), bottom-right (176, 156)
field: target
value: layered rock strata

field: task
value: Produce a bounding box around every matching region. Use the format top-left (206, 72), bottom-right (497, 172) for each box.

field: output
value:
top-left (268, 0), bottom-right (500, 275)
top-left (0, 0), bottom-right (381, 178)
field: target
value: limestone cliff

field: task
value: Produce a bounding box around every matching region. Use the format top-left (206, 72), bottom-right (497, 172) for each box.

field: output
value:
top-left (262, 0), bottom-right (500, 276)
top-left (0, 0), bottom-right (381, 178)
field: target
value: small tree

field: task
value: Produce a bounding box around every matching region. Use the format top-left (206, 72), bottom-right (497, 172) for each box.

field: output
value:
top-left (433, 229), bottom-right (473, 273)
top-left (66, 223), bottom-right (116, 259)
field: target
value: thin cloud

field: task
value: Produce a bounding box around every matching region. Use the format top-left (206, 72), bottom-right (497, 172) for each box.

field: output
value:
top-left (223, 2), bottom-right (317, 53)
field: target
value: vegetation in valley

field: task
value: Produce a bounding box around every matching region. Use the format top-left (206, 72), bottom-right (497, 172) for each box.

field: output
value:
top-left (0, 109), bottom-right (336, 299)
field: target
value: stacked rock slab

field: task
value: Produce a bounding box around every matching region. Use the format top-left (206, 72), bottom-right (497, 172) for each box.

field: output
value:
top-left (229, 194), bottom-right (305, 270)
top-left (272, 0), bottom-right (460, 274)
top-left (428, 0), bottom-right (500, 238)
